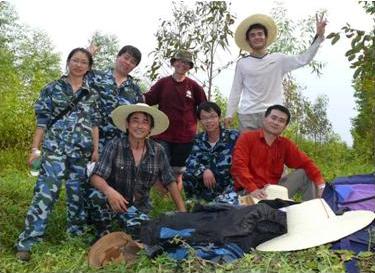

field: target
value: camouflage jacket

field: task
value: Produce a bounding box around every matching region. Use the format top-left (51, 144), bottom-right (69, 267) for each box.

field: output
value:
top-left (88, 69), bottom-right (144, 150)
top-left (185, 127), bottom-right (240, 183)
top-left (35, 75), bottom-right (100, 158)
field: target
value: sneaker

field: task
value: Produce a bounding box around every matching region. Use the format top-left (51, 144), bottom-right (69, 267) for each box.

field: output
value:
top-left (16, 250), bottom-right (31, 262)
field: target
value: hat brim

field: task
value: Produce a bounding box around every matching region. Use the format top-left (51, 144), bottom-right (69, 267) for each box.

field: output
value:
top-left (240, 185), bottom-right (292, 206)
top-left (111, 104), bottom-right (169, 136)
top-left (253, 185), bottom-right (292, 203)
top-left (256, 210), bottom-right (375, 252)
top-left (234, 14), bottom-right (277, 52)
top-left (88, 232), bottom-right (133, 267)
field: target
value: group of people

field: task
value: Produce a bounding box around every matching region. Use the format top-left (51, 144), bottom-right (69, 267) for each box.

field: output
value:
top-left (15, 13), bottom-right (327, 262)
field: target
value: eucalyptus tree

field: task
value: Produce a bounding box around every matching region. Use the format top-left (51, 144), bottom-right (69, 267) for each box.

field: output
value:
top-left (327, 2), bottom-right (374, 162)
top-left (147, 1), bottom-right (235, 100)
top-left (89, 31), bottom-right (119, 71)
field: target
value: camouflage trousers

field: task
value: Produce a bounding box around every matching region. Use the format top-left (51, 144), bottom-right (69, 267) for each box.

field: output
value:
top-left (87, 188), bottom-right (150, 239)
top-left (183, 173), bottom-right (234, 202)
top-left (16, 152), bottom-right (89, 251)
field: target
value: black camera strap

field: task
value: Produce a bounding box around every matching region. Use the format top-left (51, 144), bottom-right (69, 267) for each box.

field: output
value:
top-left (47, 89), bottom-right (89, 129)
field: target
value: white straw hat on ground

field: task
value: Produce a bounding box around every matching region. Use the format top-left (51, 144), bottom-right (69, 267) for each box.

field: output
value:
top-left (239, 184), bottom-right (292, 206)
top-left (111, 103), bottom-right (169, 136)
top-left (234, 14), bottom-right (277, 52)
top-left (256, 198), bottom-right (375, 251)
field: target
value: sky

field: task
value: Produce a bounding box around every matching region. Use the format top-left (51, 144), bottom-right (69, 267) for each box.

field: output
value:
top-left (8, 0), bottom-right (374, 146)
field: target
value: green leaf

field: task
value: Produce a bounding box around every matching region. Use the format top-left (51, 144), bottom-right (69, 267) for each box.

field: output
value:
top-left (351, 35), bottom-right (362, 47)
top-left (331, 34), bottom-right (340, 45)
top-left (348, 54), bottom-right (356, 62)
top-left (353, 68), bottom-right (361, 79)
top-left (326, 32), bottom-right (337, 39)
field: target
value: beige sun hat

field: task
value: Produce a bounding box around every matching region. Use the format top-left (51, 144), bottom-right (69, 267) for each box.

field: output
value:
top-left (239, 184), bottom-right (292, 206)
top-left (234, 14), bottom-right (277, 52)
top-left (88, 231), bottom-right (143, 268)
top-left (256, 198), bottom-right (375, 252)
top-left (111, 103), bottom-right (169, 136)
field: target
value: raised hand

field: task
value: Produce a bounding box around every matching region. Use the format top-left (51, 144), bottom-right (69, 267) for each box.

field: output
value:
top-left (316, 13), bottom-right (327, 37)
top-left (87, 42), bottom-right (100, 56)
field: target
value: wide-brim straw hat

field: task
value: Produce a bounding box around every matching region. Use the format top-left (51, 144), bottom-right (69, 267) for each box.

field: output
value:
top-left (239, 185), bottom-right (292, 206)
top-left (111, 103), bottom-right (169, 136)
top-left (88, 232), bottom-right (143, 268)
top-left (234, 14), bottom-right (277, 52)
top-left (256, 199), bottom-right (375, 251)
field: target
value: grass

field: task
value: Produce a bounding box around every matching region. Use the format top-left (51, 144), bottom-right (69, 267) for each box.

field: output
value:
top-left (0, 169), bottom-right (374, 273)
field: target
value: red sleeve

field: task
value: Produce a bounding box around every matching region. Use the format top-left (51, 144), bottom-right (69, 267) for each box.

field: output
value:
top-left (231, 133), bottom-right (258, 192)
top-left (284, 139), bottom-right (325, 185)
top-left (144, 79), bottom-right (162, 106)
top-left (193, 81), bottom-right (207, 105)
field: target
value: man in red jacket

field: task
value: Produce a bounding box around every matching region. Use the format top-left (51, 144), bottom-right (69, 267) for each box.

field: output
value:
top-left (231, 104), bottom-right (325, 201)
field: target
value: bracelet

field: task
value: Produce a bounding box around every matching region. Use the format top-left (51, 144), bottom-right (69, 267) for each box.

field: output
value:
top-left (31, 147), bottom-right (39, 152)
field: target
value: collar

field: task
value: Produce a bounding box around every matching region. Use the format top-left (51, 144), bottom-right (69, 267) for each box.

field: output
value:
top-left (170, 74), bottom-right (186, 83)
top-left (123, 135), bottom-right (156, 156)
top-left (259, 129), bottom-right (281, 144)
top-left (202, 126), bottom-right (226, 142)
top-left (249, 52), bottom-right (269, 59)
top-left (61, 75), bottom-right (91, 94)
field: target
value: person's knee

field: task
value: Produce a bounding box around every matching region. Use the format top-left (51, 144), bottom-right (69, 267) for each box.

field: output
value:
top-left (88, 188), bottom-right (107, 206)
top-left (172, 166), bottom-right (186, 176)
top-left (153, 180), bottom-right (169, 195)
top-left (294, 169), bottom-right (307, 177)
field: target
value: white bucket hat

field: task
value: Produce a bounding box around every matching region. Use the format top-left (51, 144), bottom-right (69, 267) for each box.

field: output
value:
top-left (256, 199), bottom-right (375, 251)
top-left (239, 185), bottom-right (291, 206)
top-left (111, 103), bottom-right (169, 136)
top-left (234, 14), bottom-right (277, 52)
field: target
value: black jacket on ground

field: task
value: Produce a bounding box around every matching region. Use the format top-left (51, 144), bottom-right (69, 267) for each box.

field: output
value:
top-left (140, 203), bottom-right (287, 252)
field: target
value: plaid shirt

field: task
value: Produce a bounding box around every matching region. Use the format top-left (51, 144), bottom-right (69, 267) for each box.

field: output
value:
top-left (92, 135), bottom-right (175, 211)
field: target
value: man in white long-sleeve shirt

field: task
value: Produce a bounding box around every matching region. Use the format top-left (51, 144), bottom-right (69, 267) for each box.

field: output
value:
top-left (225, 14), bottom-right (327, 131)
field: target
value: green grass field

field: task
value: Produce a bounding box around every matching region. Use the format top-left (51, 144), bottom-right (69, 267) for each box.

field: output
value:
top-left (0, 170), bottom-right (374, 273)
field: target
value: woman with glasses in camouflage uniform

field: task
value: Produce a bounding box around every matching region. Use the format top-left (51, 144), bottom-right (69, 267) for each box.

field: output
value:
top-left (16, 48), bottom-right (101, 261)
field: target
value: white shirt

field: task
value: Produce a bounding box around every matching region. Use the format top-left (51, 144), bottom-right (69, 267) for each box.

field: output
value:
top-left (226, 36), bottom-right (324, 117)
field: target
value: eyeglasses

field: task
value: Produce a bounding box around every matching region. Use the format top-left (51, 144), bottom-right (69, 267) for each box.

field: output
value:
top-left (200, 115), bottom-right (219, 122)
top-left (70, 59), bottom-right (89, 66)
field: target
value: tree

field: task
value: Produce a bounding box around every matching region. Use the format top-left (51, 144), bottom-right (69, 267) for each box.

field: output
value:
top-left (327, 2), bottom-right (375, 163)
top-left (147, 1), bottom-right (235, 100)
top-left (89, 31), bottom-right (119, 71)
top-left (301, 95), bottom-right (333, 145)
top-left (0, 2), bottom-right (61, 150)
top-left (265, 4), bottom-right (328, 143)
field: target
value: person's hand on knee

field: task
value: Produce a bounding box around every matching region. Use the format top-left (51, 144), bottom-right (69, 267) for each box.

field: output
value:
top-left (250, 188), bottom-right (267, 200)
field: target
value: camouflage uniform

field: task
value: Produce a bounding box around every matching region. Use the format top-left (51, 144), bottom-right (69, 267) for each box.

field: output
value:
top-left (87, 135), bottom-right (175, 238)
top-left (16, 76), bottom-right (100, 252)
top-left (183, 127), bottom-right (239, 201)
top-left (88, 69), bottom-right (144, 152)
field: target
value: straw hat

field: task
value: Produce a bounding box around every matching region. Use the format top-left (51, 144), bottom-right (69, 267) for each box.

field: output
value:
top-left (170, 50), bottom-right (194, 68)
top-left (111, 103), bottom-right (169, 136)
top-left (256, 199), bottom-right (375, 251)
top-left (88, 232), bottom-right (143, 268)
top-left (234, 14), bottom-right (277, 52)
top-left (239, 185), bottom-right (291, 206)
